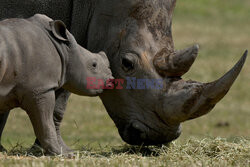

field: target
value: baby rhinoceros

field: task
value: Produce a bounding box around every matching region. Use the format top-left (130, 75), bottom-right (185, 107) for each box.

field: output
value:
top-left (0, 14), bottom-right (112, 155)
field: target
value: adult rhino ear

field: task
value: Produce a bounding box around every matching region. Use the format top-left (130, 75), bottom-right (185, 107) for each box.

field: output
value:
top-left (50, 20), bottom-right (68, 42)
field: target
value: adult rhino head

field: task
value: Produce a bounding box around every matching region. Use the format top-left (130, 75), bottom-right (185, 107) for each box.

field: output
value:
top-left (85, 0), bottom-right (247, 145)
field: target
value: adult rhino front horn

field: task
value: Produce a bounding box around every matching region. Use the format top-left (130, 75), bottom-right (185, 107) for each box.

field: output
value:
top-left (157, 51), bottom-right (248, 124)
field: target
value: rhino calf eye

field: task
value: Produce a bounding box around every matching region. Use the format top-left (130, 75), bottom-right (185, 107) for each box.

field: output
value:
top-left (92, 62), bottom-right (97, 68)
top-left (122, 58), bottom-right (134, 72)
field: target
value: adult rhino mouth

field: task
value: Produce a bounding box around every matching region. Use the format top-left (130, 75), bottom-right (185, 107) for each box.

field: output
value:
top-left (119, 118), bottom-right (181, 146)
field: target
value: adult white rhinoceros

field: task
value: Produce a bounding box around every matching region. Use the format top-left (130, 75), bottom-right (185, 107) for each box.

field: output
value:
top-left (0, 0), bottom-right (247, 153)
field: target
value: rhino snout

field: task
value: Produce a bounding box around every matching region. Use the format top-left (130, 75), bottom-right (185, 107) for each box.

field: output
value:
top-left (119, 120), bottom-right (181, 146)
top-left (119, 121), bottom-right (147, 145)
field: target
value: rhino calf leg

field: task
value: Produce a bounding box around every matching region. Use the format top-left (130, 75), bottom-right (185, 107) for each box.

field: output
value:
top-left (24, 91), bottom-right (61, 155)
top-left (53, 89), bottom-right (72, 153)
top-left (32, 89), bottom-right (72, 153)
top-left (0, 111), bottom-right (9, 152)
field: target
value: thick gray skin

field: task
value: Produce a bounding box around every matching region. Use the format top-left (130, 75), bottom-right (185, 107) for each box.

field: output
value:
top-left (0, 14), bottom-right (112, 155)
top-left (0, 0), bottom-right (247, 149)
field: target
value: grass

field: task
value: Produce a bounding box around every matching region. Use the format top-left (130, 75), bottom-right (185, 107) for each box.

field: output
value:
top-left (1, 0), bottom-right (250, 166)
top-left (0, 138), bottom-right (249, 166)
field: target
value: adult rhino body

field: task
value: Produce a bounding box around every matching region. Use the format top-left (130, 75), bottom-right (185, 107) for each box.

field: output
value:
top-left (0, 0), bottom-right (247, 151)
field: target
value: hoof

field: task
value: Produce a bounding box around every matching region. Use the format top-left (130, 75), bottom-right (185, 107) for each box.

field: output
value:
top-left (61, 147), bottom-right (75, 157)
top-left (44, 149), bottom-right (75, 157)
top-left (62, 151), bottom-right (75, 158)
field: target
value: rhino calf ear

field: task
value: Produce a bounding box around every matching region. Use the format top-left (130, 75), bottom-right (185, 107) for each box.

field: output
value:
top-left (50, 20), bottom-right (68, 42)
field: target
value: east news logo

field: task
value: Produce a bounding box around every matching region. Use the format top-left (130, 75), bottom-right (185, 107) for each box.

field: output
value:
top-left (87, 77), bottom-right (164, 90)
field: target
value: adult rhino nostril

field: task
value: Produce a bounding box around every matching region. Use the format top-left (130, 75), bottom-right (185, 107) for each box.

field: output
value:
top-left (132, 122), bottom-right (145, 132)
top-left (131, 122), bottom-right (147, 140)
top-left (140, 132), bottom-right (147, 140)
top-left (119, 121), bottom-right (150, 145)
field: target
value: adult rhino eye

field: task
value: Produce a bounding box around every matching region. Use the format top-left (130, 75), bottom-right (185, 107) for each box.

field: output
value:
top-left (122, 57), bottom-right (134, 72)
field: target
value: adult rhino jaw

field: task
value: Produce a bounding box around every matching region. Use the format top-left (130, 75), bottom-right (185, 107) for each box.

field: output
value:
top-left (161, 50), bottom-right (248, 123)
top-left (153, 44), bottom-right (199, 77)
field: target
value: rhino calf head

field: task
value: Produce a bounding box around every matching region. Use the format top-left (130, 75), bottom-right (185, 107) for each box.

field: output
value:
top-left (28, 14), bottom-right (113, 96)
top-left (45, 19), bottom-right (113, 96)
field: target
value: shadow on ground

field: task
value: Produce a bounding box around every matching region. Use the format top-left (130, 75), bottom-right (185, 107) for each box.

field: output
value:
top-left (3, 142), bottom-right (170, 158)
top-left (80, 144), bottom-right (172, 158)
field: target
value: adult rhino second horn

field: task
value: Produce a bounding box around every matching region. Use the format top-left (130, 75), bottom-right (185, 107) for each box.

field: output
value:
top-left (153, 44), bottom-right (199, 77)
top-left (187, 50), bottom-right (248, 120)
